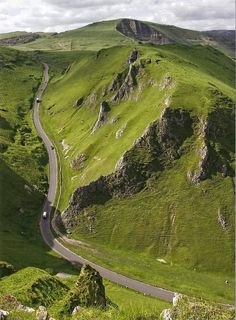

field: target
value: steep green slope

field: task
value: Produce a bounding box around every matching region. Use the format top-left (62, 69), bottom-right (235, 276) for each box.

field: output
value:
top-left (0, 47), bottom-right (75, 272)
top-left (40, 43), bottom-right (234, 303)
top-left (0, 266), bottom-right (170, 320)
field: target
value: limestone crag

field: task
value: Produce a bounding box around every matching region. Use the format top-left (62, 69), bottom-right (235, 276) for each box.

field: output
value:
top-left (60, 265), bottom-right (106, 315)
top-left (0, 33), bottom-right (40, 46)
top-left (91, 101), bottom-right (110, 133)
top-left (62, 108), bottom-right (193, 228)
top-left (189, 107), bottom-right (234, 184)
top-left (112, 64), bottom-right (139, 102)
top-left (117, 19), bottom-right (172, 45)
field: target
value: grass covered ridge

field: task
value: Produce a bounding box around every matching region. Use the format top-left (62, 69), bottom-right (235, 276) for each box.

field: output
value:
top-left (39, 43), bottom-right (235, 303)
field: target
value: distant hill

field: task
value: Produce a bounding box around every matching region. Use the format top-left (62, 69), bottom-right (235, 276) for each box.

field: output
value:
top-left (0, 19), bottom-right (234, 56)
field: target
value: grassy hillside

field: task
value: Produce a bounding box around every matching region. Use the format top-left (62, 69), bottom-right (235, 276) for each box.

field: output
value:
top-left (0, 266), bottom-right (170, 320)
top-left (15, 20), bottom-right (133, 51)
top-left (0, 47), bottom-right (76, 273)
top-left (39, 43), bottom-right (235, 303)
top-left (8, 19), bottom-right (235, 57)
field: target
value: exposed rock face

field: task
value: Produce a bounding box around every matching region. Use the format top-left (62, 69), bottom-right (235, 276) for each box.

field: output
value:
top-left (0, 33), bottom-right (40, 46)
top-left (112, 64), bottom-right (139, 102)
top-left (76, 265), bottom-right (106, 308)
top-left (73, 97), bottom-right (84, 108)
top-left (61, 265), bottom-right (106, 314)
top-left (116, 124), bottom-right (127, 139)
top-left (36, 306), bottom-right (49, 320)
top-left (62, 108), bottom-right (193, 228)
top-left (0, 309), bottom-right (9, 320)
top-left (128, 49), bottom-right (138, 63)
top-left (117, 19), bottom-right (172, 44)
top-left (70, 154), bottom-right (87, 170)
top-left (92, 101), bottom-right (110, 133)
top-left (160, 309), bottom-right (172, 320)
top-left (189, 106), bottom-right (234, 184)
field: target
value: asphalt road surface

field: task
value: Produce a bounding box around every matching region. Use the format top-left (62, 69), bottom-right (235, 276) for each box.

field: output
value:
top-left (33, 63), bottom-right (175, 302)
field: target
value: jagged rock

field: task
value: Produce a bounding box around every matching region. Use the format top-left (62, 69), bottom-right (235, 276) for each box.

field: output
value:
top-left (73, 97), bottom-right (84, 108)
top-left (17, 304), bottom-right (35, 312)
top-left (62, 108), bottom-right (193, 228)
top-left (189, 106), bottom-right (234, 184)
top-left (218, 209), bottom-right (227, 230)
top-left (60, 265), bottom-right (106, 315)
top-left (160, 74), bottom-right (174, 90)
top-left (116, 19), bottom-right (172, 45)
top-left (70, 154), bottom-right (87, 169)
top-left (72, 306), bottom-right (81, 315)
top-left (0, 33), bottom-right (40, 46)
top-left (112, 64), bottom-right (139, 102)
top-left (160, 309), bottom-right (172, 320)
top-left (128, 49), bottom-right (138, 63)
top-left (76, 265), bottom-right (106, 308)
top-left (115, 124), bottom-right (127, 139)
top-left (36, 306), bottom-right (49, 320)
top-left (92, 101), bottom-right (110, 133)
top-left (0, 310), bottom-right (8, 320)
top-left (172, 293), bottom-right (183, 306)
top-left (109, 71), bottom-right (127, 92)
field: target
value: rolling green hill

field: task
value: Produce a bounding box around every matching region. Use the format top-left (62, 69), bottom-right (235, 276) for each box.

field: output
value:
top-left (39, 42), bottom-right (235, 303)
top-left (6, 19), bottom-right (235, 57)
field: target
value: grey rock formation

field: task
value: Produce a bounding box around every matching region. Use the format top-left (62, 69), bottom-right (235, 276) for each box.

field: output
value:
top-left (189, 106), bottom-right (234, 184)
top-left (0, 33), bottom-right (40, 46)
top-left (62, 108), bottom-right (193, 228)
top-left (70, 154), bottom-right (87, 169)
top-left (36, 306), bottom-right (49, 320)
top-left (0, 310), bottom-right (9, 320)
top-left (112, 64), bottom-right (139, 102)
top-left (128, 49), bottom-right (138, 63)
top-left (92, 101), bottom-right (110, 133)
top-left (117, 19), bottom-right (172, 45)
top-left (73, 97), bottom-right (84, 108)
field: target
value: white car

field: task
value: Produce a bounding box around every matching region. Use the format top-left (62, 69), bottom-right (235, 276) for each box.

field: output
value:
top-left (42, 211), bottom-right (48, 219)
top-left (36, 97), bottom-right (41, 103)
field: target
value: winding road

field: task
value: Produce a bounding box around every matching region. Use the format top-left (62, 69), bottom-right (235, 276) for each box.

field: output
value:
top-left (33, 63), bottom-right (175, 302)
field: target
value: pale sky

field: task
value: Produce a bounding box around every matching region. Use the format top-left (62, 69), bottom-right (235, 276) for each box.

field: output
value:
top-left (0, 0), bottom-right (235, 34)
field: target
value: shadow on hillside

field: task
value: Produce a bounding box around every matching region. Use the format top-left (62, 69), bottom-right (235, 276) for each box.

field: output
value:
top-left (0, 159), bottom-right (80, 275)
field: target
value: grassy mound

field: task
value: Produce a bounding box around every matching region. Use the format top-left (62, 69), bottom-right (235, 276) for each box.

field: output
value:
top-left (0, 267), bottom-right (68, 307)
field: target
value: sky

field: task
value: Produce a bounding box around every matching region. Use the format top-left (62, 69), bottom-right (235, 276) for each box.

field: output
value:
top-left (0, 0), bottom-right (235, 34)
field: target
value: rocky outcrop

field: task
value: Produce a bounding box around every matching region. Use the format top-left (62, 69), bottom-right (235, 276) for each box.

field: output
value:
top-left (76, 265), bottom-right (106, 308)
top-left (62, 108), bottom-right (193, 228)
top-left (116, 19), bottom-right (172, 45)
top-left (73, 97), bottom-right (84, 108)
top-left (60, 265), bottom-right (106, 315)
top-left (112, 64), bottom-right (139, 102)
top-left (70, 154), bottom-right (87, 170)
top-left (189, 106), bottom-right (234, 184)
top-left (160, 294), bottom-right (235, 320)
top-left (0, 310), bottom-right (9, 319)
top-left (92, 101), bottom-right (110, 133)
top-left (36, 306), bottom-right (55, 320)
top-left (0, 33), bottom-right (40, 46)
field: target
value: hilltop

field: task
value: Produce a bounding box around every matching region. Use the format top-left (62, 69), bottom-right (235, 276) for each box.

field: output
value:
top-left (0, 18), bottom-right (234, 56)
